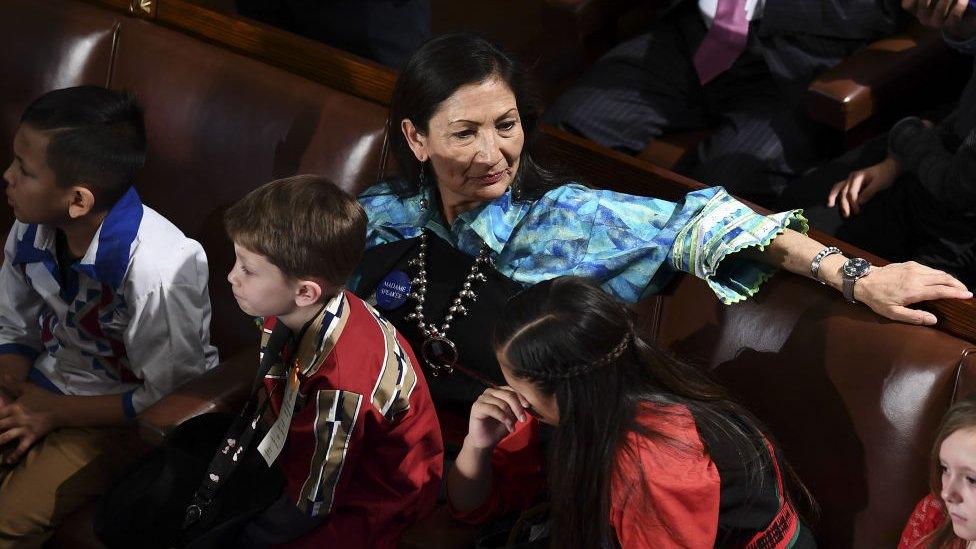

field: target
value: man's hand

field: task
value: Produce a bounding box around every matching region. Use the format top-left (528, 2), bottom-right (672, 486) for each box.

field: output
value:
top-left (0, 376), bottom-right (61, 464)
top-left (902, 0), bottom-right (976, 40)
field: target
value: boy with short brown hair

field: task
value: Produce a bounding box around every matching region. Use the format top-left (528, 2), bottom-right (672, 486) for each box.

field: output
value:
top-left (224, 175), bottom-right (442, 548)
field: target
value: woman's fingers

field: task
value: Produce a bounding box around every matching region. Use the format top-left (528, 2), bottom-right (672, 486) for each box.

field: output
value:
top-left (905, 283), bottom-right (974, 304)
top-left (912, 262), bottom-right (964, 283)
top-left (856, 263), bottom-right (974, 325)
top-left (905, 263), bottom-right (974, 294)
top-left (886, 305), bottom-right (938, 325)
top-left (927, 271), bottom-right (973, 292)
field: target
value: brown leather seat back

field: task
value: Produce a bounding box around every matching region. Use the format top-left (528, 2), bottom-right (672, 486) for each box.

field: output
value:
top-left (108, 18), bottom-right (390, 354)
top-left (653, 273), bottom-right (975, 548)
top-left (0, 0), bottom-right (120, 231)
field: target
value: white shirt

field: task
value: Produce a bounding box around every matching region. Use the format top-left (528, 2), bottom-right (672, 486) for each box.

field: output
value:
top-left (699, 0), bottom-right (765, 27)
top-left (0, 188), bottom-right (219, 417)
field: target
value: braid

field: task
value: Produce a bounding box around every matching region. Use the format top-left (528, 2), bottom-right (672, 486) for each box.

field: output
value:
top-left (516, 332), bottom-right (632, 382)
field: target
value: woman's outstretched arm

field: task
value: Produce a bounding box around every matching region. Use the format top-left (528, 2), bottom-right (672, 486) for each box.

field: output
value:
top-left (744, 228), bottom-right (972, 325)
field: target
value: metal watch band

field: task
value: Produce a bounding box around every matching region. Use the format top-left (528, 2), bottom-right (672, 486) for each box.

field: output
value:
top-left (843, 277), bottom-right (856, 303)
top-left (841, 257), bottom-right (872, 303)
top-left (811, 246), bottom-right (843, 284)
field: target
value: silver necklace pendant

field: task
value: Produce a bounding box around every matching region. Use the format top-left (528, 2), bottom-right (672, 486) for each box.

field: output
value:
top-left (421, 336), bottom-right (458, 376)
top-left (405, 230), bottom-right (491, 377)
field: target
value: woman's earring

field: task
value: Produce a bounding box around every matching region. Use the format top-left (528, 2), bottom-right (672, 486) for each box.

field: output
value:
top-left (418, 160), bottom-right (427, 188)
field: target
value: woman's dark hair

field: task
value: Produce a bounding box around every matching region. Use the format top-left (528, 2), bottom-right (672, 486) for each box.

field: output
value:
top-left (387, 32), bottom-right (564, 201)
top-left (21, 86), bottom-right (147, 210)
top-left (493, 277), bottom-right (813, 548)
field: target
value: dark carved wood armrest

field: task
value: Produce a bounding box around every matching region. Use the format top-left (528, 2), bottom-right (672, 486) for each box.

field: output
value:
top-left (806, 21), bottom-right (953, 131)
top-left (136, 347), bottom-right (257, 446)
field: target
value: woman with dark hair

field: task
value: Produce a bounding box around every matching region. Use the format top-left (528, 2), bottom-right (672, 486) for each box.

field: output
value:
top-left (447, 276), bottom-right (815, 547)
top-left (898, 395), bottom-right (976, 549)
top-left (354, 32), bottom-right (971, 411)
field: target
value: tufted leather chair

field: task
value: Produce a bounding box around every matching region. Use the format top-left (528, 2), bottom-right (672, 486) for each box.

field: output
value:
top-left (0, 0), bottom-right (123, 229)
top-left (1, 1), bottom-right (974, 548)
top-left (108, 16), bottom-right (390, 355)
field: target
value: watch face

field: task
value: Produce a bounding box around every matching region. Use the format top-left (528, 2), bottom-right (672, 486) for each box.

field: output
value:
top-left (843, 257), bottom-right (871, 278)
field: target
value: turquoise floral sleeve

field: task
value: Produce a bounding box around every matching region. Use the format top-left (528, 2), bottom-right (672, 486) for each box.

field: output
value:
top-left (357, 181), bottom-right (808, 305)
top-left (358, 181), bottom-right (424, 250)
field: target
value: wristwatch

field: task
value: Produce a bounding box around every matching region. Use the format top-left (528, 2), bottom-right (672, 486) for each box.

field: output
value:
top-left (841, 257), bottom-right (872, 303)
top-left (810, 246), bottom-right (843, 284)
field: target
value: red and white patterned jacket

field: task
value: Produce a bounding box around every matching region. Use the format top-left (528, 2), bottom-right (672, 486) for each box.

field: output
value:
top-left (259, 290), bottom-right (443, 548)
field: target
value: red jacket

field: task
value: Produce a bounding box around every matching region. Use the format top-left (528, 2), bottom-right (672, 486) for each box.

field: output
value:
top-left (451, 404), bottom-right (802, 548)
top-left (898, 494), bottom-right (950, 549)
top-left (261, 290), bottom-right (443, 548)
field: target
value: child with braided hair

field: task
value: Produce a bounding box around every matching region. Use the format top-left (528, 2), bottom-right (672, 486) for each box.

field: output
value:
top-left (447, 276), bottom-right (816, 548)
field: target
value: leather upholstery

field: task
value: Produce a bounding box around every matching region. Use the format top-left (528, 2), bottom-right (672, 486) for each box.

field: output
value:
top-left (0, 0), bottom-right (121, 230)
top-left (3, 3), bottom-right (390, 547)
top-left (655, 273), bottom-right (975, 547)
top-left (2, 1), bottom-right (975, 548)
top-left (807, 21), bottom-right (964, 132)
top-left (109, 17), bottom-right (390, 354)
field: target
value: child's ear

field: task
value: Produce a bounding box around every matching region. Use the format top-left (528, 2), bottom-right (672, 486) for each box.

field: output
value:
top-left (294, 279), bottom-right (325, 307)
top-left (67, 186), bottom-right (96, 219)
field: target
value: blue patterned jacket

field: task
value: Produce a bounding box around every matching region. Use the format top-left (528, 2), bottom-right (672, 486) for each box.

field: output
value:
top-left (357, 181), bottom-right (807, 305)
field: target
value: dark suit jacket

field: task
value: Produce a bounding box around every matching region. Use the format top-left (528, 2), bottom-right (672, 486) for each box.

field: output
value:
top-left (660, 0), bottom-right (904, 96)
top-left (889, 57), bottom-right (976, 214)
top-left (759, 0), bottom-right (904, 95)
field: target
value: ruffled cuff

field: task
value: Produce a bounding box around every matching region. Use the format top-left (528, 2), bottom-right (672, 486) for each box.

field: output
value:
top-left (670, 189), bottom-right (809, 304)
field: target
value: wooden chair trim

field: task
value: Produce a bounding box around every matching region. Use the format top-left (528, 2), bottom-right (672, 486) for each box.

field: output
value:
top-left (67, 0), bottom-right (976, 343)
top-left (83, 0), bottom-right (396, 106)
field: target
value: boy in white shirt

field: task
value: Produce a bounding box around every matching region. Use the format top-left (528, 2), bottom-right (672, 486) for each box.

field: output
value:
top-left (0, 86), bottom-right (218, 546)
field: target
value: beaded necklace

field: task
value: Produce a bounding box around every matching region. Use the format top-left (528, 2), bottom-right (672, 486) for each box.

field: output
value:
top-left (405, 229), bottom-right (492, 377)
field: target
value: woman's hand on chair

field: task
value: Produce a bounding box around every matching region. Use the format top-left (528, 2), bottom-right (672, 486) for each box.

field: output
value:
top-left (856, 261), bottom-right (973, 325)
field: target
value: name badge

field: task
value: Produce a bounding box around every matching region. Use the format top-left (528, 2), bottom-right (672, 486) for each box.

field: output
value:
top-left (375, 270), bottom-right (411, 310)
top-left (257, 365), bottom-right (300, 466)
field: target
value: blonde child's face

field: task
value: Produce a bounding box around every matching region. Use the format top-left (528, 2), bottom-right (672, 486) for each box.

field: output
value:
top-left (227, 244), bottom-right (300, 319)
top-left (940, 427), bottom-right (976, 541)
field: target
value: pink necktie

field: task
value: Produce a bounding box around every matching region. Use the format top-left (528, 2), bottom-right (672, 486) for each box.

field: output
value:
top-left (693, 0), bottom-right (750, 85)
